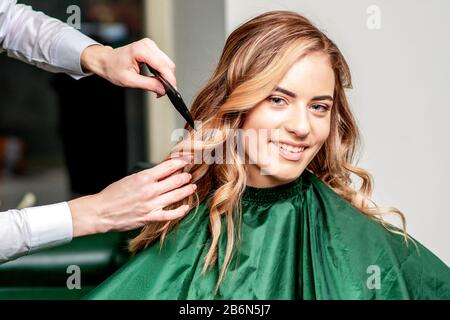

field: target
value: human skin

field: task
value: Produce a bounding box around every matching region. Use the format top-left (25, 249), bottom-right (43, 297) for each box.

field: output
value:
top-left (80, 38), bottom-right (176, 97)
top-left (69, 157), bottom-right (197, 238)
top-left (242, 51), bottom-right (335, 188)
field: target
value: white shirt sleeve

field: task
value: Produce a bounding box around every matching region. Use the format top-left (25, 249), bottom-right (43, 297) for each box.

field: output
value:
top-left (0, 0), bottom-right (99, 79)
top-left (0, 202), bottom-right (73, 264)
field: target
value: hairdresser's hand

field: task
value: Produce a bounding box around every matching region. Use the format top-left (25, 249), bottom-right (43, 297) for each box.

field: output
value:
top-left (68, 156), bottom-right (196, 238)
top-left (80, 38), bottom-right (176, 96)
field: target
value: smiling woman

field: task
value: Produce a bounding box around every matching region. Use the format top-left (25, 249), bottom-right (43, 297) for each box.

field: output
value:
top-left (84, 11), bottom-right (450, 300)
top-left (242, 52), bottom-right (335, 187)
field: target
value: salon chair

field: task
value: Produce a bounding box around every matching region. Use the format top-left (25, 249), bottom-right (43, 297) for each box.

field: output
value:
top-left (0, 231), bottom-right (137, 300)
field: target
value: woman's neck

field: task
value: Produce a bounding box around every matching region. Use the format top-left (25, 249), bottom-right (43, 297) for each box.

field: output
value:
top-left (245, 164), bottom-right (297, 188)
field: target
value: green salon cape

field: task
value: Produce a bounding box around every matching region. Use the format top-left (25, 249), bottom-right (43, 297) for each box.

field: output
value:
top-left (85, 170), bottom-right (450, 299)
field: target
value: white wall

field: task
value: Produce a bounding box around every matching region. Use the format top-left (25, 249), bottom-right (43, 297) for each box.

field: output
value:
top-left (225, 0), bottom-right (450, 265)
top-left (173, 0), bottom-right (226, 127)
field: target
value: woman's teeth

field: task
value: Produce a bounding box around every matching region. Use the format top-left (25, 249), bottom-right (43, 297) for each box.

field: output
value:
top-left (272, 141), bottom-right (305, 153)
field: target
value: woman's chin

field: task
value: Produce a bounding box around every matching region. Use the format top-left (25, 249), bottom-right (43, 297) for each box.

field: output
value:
top-left (258, 164), bottom-right (305, 183)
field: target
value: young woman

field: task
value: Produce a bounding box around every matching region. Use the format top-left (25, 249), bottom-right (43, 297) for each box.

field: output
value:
top-left (85, 11), bottom-right (450, 300)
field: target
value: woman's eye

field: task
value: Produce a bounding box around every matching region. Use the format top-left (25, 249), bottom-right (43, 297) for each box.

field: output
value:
top-left (311, 104), bottom-right (330, 112)
top-left (268, 96), bottom-right (287, 106)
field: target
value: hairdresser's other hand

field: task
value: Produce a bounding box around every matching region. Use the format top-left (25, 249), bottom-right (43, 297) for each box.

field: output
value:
top-left (68, 157), bottom-right (196, 238)
top-left (80, 38), bottom-right (176, 96)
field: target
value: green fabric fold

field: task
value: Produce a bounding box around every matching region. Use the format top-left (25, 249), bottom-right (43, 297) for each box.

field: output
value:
top-left (85, 170), bottom-right (450, 299)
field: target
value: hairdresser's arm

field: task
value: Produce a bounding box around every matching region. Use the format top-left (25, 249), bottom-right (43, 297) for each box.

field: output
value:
top-left (0, 0), bottom-right (97, 78)
top-left (80, 38), bottom-right (176, 96)
top-left (0, 157), bottom-right (195, 264)
top-left (0, 0), bottom-right (176, 93)
top-left (69, 157), bottom-right (195, 237)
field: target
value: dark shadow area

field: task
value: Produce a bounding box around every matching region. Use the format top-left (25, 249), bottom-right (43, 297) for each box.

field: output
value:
top-left (51, 73), bottom-right (128, 195)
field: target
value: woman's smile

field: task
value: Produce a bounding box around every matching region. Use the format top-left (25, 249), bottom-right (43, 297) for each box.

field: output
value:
top-left (242, 51), bottom-right (335, 188)
top-left (269, 140), bottom-right (309, 161)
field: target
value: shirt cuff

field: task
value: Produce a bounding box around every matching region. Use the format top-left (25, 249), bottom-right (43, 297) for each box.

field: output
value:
top-left (23, 202), bottom-right (73, 253)
top-left (51, 27), bottom-right (100, 79)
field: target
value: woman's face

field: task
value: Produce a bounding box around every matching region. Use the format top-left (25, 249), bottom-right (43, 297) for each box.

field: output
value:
top-left (242, 51), bottom-right (335, 187)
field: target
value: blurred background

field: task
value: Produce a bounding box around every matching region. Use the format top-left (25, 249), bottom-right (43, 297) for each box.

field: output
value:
top-left (0, 0), bottom-right (448, 298)
top-left (0, 0), bottom-right (147, 208)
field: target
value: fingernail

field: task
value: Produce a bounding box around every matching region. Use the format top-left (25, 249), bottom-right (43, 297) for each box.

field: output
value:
top-left (178, 155), bottom-right (193, 163)
top-left (171, 155), bottom-right (191, 165)
top-left (192, 184), bottom-right (197, 191)
top-left (183, 205), bottom-right (190, 211)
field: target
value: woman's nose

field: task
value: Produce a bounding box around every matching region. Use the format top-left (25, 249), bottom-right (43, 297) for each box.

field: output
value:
top-left (284, 106), bottom-right (311, 137)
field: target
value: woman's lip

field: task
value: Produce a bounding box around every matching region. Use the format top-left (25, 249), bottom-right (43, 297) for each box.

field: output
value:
top-left (276, 140), bottom-right (310, 148)
top-left (270, 141), bottom-right (306, 161)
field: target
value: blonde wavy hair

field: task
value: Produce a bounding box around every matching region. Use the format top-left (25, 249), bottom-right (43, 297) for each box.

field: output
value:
top-left (129, 11), bottom-right (409, 294)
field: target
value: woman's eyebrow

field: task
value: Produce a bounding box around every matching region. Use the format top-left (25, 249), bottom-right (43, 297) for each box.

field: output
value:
top-left (274, 86), bottom-right (297, 98)
top-left (274, 86), bottom-right (334, 101)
